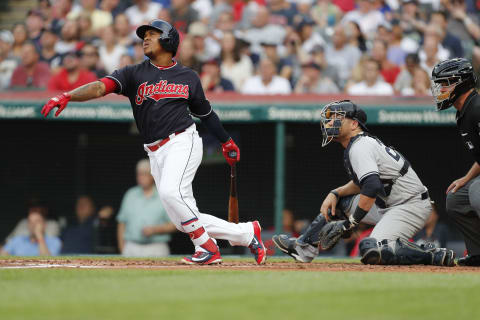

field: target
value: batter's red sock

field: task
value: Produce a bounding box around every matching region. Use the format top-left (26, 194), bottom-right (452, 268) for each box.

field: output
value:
top-left (200, 238), bottom-right (218, 253)
top-left (188, 226), bottom-right (218, 253)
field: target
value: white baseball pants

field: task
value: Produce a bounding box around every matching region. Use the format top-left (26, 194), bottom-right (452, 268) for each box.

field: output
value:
top-left (145, 124), bottom-right (253, 249)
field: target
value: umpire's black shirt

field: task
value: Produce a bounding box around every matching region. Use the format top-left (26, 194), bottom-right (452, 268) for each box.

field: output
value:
top-left (456, 90), bottom-right (480, 164)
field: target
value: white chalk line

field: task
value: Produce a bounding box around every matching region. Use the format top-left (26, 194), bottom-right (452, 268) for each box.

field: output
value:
top-left (0, 264), bottom-right (105, 269)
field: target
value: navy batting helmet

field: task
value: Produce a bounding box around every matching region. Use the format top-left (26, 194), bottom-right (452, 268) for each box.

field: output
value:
top-left (136, 19), bottom-right (180, 56)
top-left (319, 100), bottom-right (368, 147)
top-left (431, 58), bottom-right (477, 111)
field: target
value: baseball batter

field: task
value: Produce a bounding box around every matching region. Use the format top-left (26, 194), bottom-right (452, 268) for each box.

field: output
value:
top-left (275, 100), bottom-right (455, 266)
top-left (41, 20), bottom-right (266, 265)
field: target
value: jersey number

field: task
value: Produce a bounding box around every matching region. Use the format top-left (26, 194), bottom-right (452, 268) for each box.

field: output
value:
top-left (374, 137), bottom-right (402, 162)
top-left (385, 147), bottom-right (401, 161)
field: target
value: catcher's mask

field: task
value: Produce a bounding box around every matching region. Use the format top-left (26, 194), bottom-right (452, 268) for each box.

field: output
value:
top-left (319, 100), bottom-right (368, 147)
top-left (431, 58), bottom-right (476, 111)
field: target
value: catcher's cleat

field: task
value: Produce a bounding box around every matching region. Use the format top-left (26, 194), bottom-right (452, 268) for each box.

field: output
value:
top-left (457, 255), bottom-right (480, 266)
top-left (431, 248), bottom-right (455, 267)
top-left (249, 221), bottom-right (266, 265)
top-left (272, 234), bottom-right (316, 263)
top-left (360, 248), bottom-right (381, 265)
top-left (181, 250), bottom-right (222, 265)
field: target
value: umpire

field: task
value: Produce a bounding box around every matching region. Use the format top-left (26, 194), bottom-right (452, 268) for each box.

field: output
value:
top-left (432, 58), bottom-right (480, 266)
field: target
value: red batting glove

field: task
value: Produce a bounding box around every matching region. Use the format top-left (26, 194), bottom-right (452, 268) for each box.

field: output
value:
top-left (41, 92), bottom-right (71, 117)
top-left (222, 138), bottom-right (240, 166)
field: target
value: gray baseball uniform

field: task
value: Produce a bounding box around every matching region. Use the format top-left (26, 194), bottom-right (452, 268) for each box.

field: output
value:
top-left (346, 133), bottom-right (432, 241)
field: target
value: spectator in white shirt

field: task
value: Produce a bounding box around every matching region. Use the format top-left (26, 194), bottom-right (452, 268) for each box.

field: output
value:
top-left (243, 6), bottom-right (286, 56)
top-left (400, 67), bottom-right (431, 96)
top-left (187, 21), bottom-right (220, 63)
top-left (342, 0), bottom-right (386, 40)
top-left (0, 30), bottom-right (17, 90)
top-left (419, 35), bottom-right (442, 76)
top-left (55, 19), bottom-right (82, 55)
top-left (394, 52), bottom-right (419, 94)
top-left (192, 0), bottom-right (213, 21)
top-left (125, 0), bottom-right (162, 30)
top-left (220, 32), bottom-right (253, 91)
top-left (114, 13), bottom-right (135, 47)
top-left (99, 25), bottom-right (126, 74)
top-left (242, 58), bottom-right (292, 95)
top-left (295, 16), bottom-right (325, 56)
top-left (347, 58), bottom-right (394, 96)
top-left (67, 0), bottom-right (113, 32)
top-left (325, 24), bottom-right (362, 89)
top-left (294, 61), bottom-right (339, 94)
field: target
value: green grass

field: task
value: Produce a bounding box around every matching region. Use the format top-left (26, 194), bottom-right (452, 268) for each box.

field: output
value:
top-left (1, 259), bottom-right (479, 320)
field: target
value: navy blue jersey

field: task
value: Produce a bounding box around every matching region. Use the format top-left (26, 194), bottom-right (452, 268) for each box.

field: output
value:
top-left (107, 60), bottom-right (212, 144)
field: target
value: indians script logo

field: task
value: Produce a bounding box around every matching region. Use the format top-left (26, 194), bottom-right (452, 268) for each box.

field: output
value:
top-left (135, 80), bottom-right (189, 105)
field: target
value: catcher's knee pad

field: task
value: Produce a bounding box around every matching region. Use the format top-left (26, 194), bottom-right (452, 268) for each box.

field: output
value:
top-left (359, 237), bottom-right (381, 265)
top-left (359, 238), bottom-right (396, 265)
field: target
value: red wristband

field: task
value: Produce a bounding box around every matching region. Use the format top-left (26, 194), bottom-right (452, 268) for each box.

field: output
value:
top-left (99, 77), bottom-right (117, 94)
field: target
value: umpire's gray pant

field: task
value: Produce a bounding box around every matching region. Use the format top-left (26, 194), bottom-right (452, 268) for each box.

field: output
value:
top-left (446, 175), bottom-right (480, 255)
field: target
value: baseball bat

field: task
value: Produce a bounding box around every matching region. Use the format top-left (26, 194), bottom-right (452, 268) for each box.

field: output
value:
top-left (228, 151), bottom-right (239, 224)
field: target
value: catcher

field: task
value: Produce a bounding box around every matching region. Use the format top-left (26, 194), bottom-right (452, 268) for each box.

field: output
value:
top-left (274, 100), bottom-right (455, 266)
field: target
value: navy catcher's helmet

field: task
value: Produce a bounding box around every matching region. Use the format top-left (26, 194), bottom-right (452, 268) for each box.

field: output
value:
top-left (319, 100), bottom-right (368, 147)
top-left (431, 58), bottom-right (476, 111)
top-left (136, 19), bottom-right (180, 56)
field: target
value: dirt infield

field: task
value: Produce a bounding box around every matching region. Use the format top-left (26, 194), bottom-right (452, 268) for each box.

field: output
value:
top-left (1, 258), bottom-right (479, 272)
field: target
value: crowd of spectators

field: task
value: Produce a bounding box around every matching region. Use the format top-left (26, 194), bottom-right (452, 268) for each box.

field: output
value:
top-left (0, 0), bottom-right (479, 96)
top-left (0, 159), bottom-right (176, 257)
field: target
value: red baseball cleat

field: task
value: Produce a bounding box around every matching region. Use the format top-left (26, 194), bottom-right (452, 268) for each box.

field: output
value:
top-left (249, 221), bottom-right (266, 265)
top-left (181, 250), bottom-right (222, 265)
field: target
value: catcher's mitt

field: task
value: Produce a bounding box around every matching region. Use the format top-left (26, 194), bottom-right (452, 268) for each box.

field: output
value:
top-left (318, 220), bottom-right (349, 250)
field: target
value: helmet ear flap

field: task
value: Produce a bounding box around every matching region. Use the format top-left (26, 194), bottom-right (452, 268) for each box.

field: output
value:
top-left (161, 28), bottom-right (179, 56)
